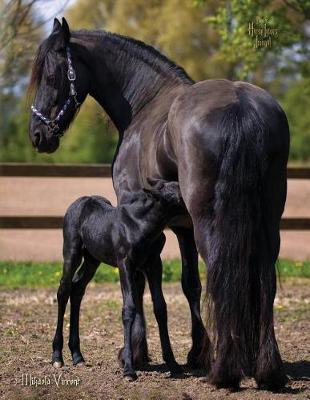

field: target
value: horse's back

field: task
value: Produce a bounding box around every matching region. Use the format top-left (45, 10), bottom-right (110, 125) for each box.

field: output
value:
top-left (169, 79), bottom-right (289, 158)
top-left (168, 78), bottom-right (289, 216)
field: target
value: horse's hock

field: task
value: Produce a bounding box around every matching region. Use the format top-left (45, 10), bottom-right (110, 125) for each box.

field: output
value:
top-left (0, 175), bottom-right (310, 261)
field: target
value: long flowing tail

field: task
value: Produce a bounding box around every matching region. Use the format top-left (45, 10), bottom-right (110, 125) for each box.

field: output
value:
top-left (206, 97), bottom-right (270, 387)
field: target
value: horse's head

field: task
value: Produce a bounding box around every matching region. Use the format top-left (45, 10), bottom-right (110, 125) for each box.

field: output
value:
top-left (29, 18), bottom-right (90, 153)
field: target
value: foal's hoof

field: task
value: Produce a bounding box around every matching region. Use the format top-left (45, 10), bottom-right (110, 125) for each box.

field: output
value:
top-left (75, 361), bottom-right (86, 368)
top-left (124, 373), bottom-right (138, 382)
top-left (53, 361), bottom-right (64, 368)
top-left (72, 353), bottom-right (85, 366)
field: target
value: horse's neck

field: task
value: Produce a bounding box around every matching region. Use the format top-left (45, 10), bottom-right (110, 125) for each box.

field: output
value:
top-left (72, 31), bottom-right (191, 131)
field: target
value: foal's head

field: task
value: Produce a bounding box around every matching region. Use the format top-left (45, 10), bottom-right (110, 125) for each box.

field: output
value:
top-left (144, 179), bottom-right (185, 212)
top-left (29, 18), bottom-right (90, 153)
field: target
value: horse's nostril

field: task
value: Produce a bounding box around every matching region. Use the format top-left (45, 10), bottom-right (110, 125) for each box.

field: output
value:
top-left (33, 131), bottom-right (41, 147)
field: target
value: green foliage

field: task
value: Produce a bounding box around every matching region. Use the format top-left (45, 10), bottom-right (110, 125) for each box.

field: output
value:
top-left (0, 0), bottom-right (43, 89)
top-left (0, 259), bottom-right (308, 289)
top-left (0, 96), bottom-right (118, 163)
top-left (280, 77), bottom-right (310, 161)
top-left (0, 0), bottom-right (309, 162)
top-left (203, 0), bottom-right (308, 79)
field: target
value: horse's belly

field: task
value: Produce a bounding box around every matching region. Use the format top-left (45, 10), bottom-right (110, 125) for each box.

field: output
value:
top-left (168, 213), bottom-right (192, 229)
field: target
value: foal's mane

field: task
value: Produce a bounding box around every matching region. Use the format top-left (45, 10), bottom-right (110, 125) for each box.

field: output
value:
top-left (29, 29), bottom-right (194, 94)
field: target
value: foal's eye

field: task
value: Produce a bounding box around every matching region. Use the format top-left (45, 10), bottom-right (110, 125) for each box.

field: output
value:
top-left (46, 74), bottom-right (55, 86)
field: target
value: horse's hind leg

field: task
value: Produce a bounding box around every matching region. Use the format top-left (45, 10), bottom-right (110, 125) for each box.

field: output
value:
top-left (52, 243), bottom-right (82, 367)
top-left (146, 255), bottom-right (182, 375)
top-left (173, 227), bottom-right (211, 370)
top-left (68, 250), bottom-right (100, 366)
top-left (254, 229), bottom-right (287, 390)
top-left (254, 160), bottom-right (288, 390)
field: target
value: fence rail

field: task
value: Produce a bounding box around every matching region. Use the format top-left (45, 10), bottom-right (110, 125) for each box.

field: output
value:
top-left (1, 163), bottom-right (310, 230)
top-left (0, 163), bottom-right (111, 177)
top-left (1, 163), bottom-right (310, 179)
top-left (0, 216), bottom-right (309, 230)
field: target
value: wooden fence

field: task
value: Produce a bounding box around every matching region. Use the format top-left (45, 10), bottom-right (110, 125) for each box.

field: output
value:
top-left (1, 163), bottom-right (310, 230)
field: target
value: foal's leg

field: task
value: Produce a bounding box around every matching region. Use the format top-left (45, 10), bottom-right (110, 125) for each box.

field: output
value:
top-left (172, 227), bottom-right (211, 370)
top-left (119, 259), bottom-right (138, 381)
top-left (52, 247), bottom-right (82, 367)
top-left (118, 270), bottom-right (148, 369)
top-left (146, 255), bottom-right (182, 374)
top-left (68, 251), bottom-right (100, 366)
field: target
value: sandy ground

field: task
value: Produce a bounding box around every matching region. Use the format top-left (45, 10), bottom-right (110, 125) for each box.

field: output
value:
top-left (0, 280), bottom-right (309, 400)
top-left (0, 177), bottom-right (310, 261)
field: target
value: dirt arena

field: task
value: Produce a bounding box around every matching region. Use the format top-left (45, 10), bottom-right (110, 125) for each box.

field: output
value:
top-left (0, 177), bottom-right (310, 261)
top-left (0, 279), bottom-right (309, 400)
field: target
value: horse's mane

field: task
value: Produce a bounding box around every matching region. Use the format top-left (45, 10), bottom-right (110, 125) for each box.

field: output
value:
top-left (73, 30), bottom-right (194, 84)
top-left (29, 29), bottom-right (194, 94)
top-left (29, 36), bottom-right (55, 93)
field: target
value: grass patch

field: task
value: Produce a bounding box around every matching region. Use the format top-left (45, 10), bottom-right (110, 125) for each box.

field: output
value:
top-left (0, 259), bottom-right (309, 289)
top-left (277, 259), bottom-right (310, 278)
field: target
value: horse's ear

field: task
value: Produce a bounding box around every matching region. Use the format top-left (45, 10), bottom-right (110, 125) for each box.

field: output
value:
top-left (62, 17), bottom-right (71, 43)
top-left (51, 17), bottom-right (70, 50)
top-left (52, 18), bottom-right (62, 34)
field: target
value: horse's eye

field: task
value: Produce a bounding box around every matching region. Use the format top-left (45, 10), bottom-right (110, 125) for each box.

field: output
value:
top-left (46, 74), bottom-right (55, 86)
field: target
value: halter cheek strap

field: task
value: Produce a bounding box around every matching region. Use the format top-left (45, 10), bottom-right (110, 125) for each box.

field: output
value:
top-left (31, 47), bottom-right (80, 137)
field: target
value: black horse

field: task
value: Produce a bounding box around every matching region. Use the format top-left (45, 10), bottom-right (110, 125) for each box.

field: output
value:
top-left (29, 18), bottom-right (290, 390)
top-left (53, 181), bottom-right (184, 380)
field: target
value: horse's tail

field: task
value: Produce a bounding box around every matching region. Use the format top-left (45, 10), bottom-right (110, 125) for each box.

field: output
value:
top-left (206, 96), bottom-right (269, 385)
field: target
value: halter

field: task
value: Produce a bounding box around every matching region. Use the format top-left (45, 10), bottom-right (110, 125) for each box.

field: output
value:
top-left (31, 47), bottom-right (80, 137)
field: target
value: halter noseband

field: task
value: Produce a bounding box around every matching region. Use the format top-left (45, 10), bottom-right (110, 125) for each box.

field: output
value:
top-left (31, 47), bottom-right (80, 137)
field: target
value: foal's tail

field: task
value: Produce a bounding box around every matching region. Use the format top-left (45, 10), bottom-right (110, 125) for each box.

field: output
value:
top-left (206, 96), bottom-right (269, 383)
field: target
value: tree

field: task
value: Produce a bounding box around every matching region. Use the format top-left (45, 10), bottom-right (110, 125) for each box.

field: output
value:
top-left (0, 0), bottom-right (309, 162)
top-left (202, 0), bottom-right (310, 80)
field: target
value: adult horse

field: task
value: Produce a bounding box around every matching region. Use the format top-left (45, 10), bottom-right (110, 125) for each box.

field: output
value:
top-left (29, 18), bottom-right (289, 390)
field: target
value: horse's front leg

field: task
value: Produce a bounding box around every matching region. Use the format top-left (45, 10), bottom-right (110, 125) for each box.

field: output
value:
top-left (172, 227), bottom-right (212, 370)
top-left (119, 258), bottom-right (138, 381)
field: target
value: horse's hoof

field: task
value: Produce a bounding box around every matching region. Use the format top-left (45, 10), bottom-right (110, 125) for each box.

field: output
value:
top-left (256, 372), bottom-right (288, 391)
top-left (207, 373), bottom-right (240, 391)
top-left (169, 363), bottom-right (183, 376)
top-left (53, 361), bottom-right (64, 368)
top-left (124, 373), bottom-right (138, 382)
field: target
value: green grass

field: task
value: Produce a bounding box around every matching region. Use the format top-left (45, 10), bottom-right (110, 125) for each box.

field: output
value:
top-left (0, 259), bottom-right (309, 289)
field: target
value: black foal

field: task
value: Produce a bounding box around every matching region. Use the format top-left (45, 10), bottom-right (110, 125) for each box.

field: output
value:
top-left (52, 181), bottom-right (185, 380)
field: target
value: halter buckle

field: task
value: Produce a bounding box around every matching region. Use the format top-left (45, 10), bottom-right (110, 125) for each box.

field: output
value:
top-left (67, 68), bottom-right (76, 81)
